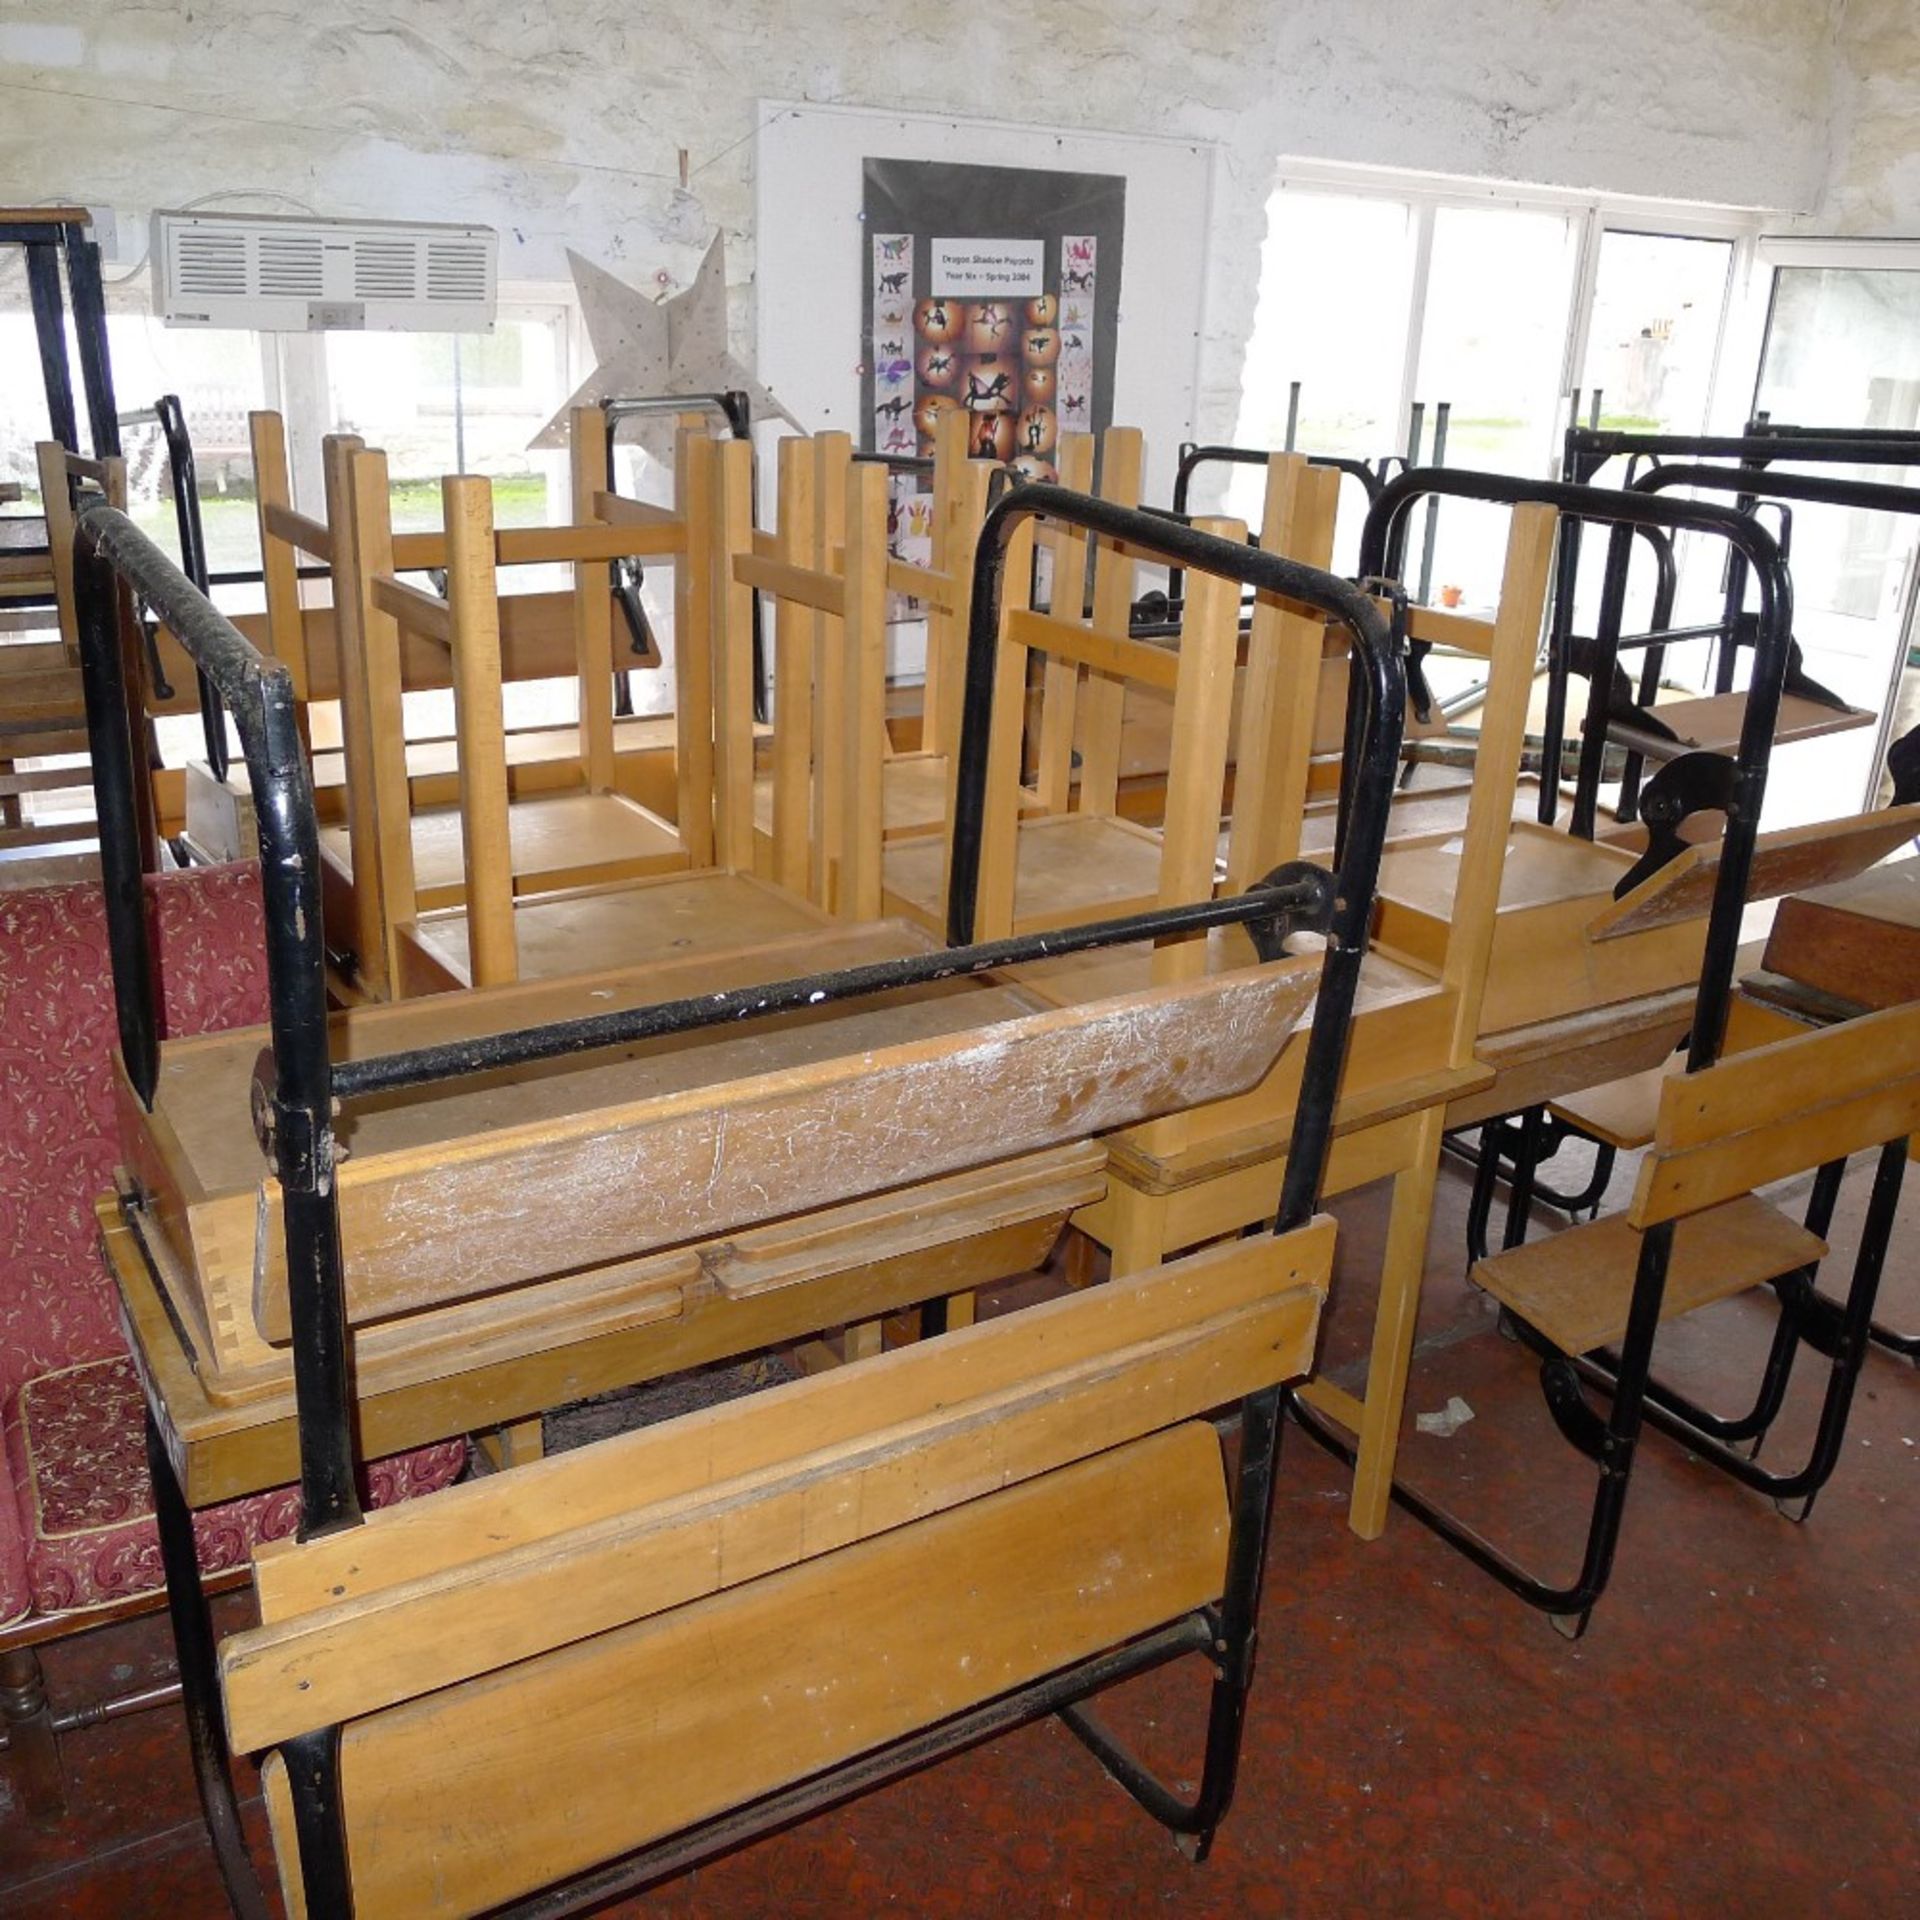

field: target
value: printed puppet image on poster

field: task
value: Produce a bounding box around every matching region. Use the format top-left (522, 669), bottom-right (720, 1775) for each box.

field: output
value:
top-left (863, 158), bottom-right (1124, 569)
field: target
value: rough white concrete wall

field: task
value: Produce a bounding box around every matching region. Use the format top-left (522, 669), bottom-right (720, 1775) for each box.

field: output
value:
top-left (0, 1), bottom-right (1838, 441)
top-left (1819, 0), bottom-right (1920, 232)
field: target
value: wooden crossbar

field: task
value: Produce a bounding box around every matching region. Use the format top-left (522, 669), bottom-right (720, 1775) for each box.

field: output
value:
top-left (263, 501), bottom-right (332, 562)
top-left (370, 574), bottom-right (451, 647)
top-left (734, 551), bottom-right (846, 617)
top-left (1007, 606), bottom-right (1180, 693)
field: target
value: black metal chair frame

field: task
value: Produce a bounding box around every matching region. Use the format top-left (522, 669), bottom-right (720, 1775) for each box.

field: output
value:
top-left (75, 477), bottom-right (1406, 1916)
top-left (1289, 465), bottom-right (1897, 1637)
top-left (1539, 422), bottom-right (1920, 821)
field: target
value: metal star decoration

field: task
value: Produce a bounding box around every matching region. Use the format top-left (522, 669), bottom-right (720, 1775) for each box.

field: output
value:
top-left (531, 235), bottom-right (799, 460)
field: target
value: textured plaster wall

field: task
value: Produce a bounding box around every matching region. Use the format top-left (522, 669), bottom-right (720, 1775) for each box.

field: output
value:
top-left (1820, 0), bottom-right (1920, 232)
top-left (0, 1), bottom-right (1840, 440)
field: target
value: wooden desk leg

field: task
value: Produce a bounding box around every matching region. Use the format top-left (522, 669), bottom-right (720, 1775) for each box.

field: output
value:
top-left (842, 1320), bottom-right (885, 1362)
top-left (475, 1416), bottom-right (544, 1471)
top-left (1346, 1107), bottom-right (1445, 1541)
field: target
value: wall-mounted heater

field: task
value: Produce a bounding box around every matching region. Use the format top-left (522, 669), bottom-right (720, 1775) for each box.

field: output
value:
top-left (151, 209), bottom-right (496, 332)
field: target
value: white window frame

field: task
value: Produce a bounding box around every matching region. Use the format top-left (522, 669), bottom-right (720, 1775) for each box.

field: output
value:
top-left (1255, 156), bottom-right (1776, 470)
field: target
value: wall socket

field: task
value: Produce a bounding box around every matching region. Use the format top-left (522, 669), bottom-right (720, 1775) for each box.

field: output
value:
top-left (86, 207), bottom-right (121, 261)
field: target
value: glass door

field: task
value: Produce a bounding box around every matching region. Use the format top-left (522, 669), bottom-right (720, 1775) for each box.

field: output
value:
top-left (1752, 245), bottom-right (1920, 815)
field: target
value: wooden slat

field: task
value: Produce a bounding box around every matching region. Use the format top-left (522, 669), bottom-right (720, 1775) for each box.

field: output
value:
top-left (345, 447), bottom-right (420, 981)
top-left (442, 476), bottom-right (517, 989)
top-left (1073, 427), bottom-right (1145, 816)
top-left (1631, 997), bottom-right (1920, 1224)
top-left (227, 1223), bottom-right (1329, 1748)
top-left (1403, 602), bottom-right (1501, 659)
top-left (1033, 432), bottom-right (1097, 813)
top-left (1476, 1194), bottom-right (1826, 1354)
top-left (809, 433), bottom-right (853, 904)
top-left (320, 438), bottom-right (391, 994)
top-left (1007, 606), bottom-right (1179, 694)
top-left (1223, 455), bottom-right (1331, 889)
top-left (671, 431), bottom-right (717, 866)
top-left (591, 490), bottom-right (684, 535)
top-left (32, 443), bottom-right (77, 660)
top-left (249, 960), bottom-right (1319, 1334)
top-left (768, 434), bottom-right (816, 897)
top-left (712, 438), bottom-right (759, 873)
top-left (1591, 805), bottom-right (1920, 941)
top-left (838, 460), bottom-right (890, 919)
top-left (570, 406), bottom-right (617, 790)
top-left (734, 551), bottom-right (846, 618)
top-left (369, 574), bottom-right (451, 646)
top-left (261, 1426), bottom-right (1227, 1919)
top-left (886, 557), bottom-right (955, 606)
top-left (262, 501), bottom-right (331, 562)
top-left (249, 413), bottom-right (311, 699)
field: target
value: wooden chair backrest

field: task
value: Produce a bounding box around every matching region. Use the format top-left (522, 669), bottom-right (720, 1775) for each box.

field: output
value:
top-left (1631, 997), bottom-right (1920, 1227)
top-left (224, 1212), bottom-right (1336, 1916)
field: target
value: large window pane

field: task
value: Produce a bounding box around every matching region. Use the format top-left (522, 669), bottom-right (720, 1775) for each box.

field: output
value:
top-left (324, 316), bottom-right (569, 531)
top-left (1415, 205), bottom-right (1579, 609)
top-left (1231, 191), bottom-right (1418, 558)
top-left (1582, 231), bottom-right (1730, 438)
top-left (1754, 263), bottom-right (1920, 816)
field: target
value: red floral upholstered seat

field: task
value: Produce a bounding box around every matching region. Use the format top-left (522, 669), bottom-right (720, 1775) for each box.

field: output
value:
top-left (0, 869), bottom-right (464, 1628)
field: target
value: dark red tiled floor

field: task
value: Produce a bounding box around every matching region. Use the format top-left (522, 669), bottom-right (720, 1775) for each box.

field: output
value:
top-left (5, 1154), bottom-right (1915, 1917)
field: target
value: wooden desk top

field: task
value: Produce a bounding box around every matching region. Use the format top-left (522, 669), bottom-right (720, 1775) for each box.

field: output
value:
top-left (105, 1137), bottom-right (1108, 1508)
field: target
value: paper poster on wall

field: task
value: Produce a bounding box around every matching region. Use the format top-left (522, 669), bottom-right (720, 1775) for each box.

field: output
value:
top-left (862, 159), bottom-right (1124, 569)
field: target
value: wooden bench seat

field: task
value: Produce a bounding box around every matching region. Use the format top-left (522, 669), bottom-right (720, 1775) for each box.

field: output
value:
top-left (217, 1218), bottom-right (1335, 1918)
top-left (1608, 689), bottom-right (1876, 764)
top-left (1474, 1193), bottom-right (1825, 1355)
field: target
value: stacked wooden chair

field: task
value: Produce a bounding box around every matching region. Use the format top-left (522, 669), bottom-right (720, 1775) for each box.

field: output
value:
top-left (998, 457), bottom-right (1561, 1539)
top-left (749, 411), bottom-right (1001, 901)
top-left (248, 406), bottom-right (740, 998)
top-left (73, 471), bottom-right (1407, 1912)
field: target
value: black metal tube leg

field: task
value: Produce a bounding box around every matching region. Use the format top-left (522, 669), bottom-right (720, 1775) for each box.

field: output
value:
top-left (145, 1414), bottom-right (273, 1920)
top-left (282, 1725), bottom-right (356, 1920)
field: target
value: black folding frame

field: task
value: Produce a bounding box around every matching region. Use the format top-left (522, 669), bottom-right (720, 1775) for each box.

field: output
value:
top-left (77, 475), bottom-right (1407, 1915)
top-left (1539, 422), bottom-right (1920, 815)
top-left (1290, 464), bottom-right (1902, 1637)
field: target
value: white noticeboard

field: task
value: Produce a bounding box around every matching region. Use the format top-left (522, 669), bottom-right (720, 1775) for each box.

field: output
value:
top-left (753, 100), bottom-right (1217, 509)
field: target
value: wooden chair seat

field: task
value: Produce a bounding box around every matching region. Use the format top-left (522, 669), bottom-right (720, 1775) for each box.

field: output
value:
top-left (321, 789), bottom-right (687, 913)
top-left (1607, 690), bottom-right (1875, 764)
top-left (1473, 1193), bottom-right (1825, 1355)
top-left (883, 810), bottom-right (1176, 936)
top-left (401, 868), bottom-right (827, 992)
